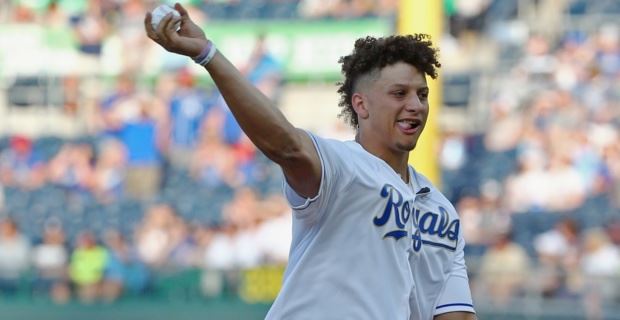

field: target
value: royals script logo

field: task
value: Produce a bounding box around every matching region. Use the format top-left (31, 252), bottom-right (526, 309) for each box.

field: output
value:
top-left (373, 184), bottom-right (460, 252)
top-left (373, 184), bottom-right (413, 240)
top-left (411, 205), bottom-right (460, 252)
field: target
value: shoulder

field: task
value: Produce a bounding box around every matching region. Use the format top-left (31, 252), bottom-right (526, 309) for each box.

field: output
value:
top-left (306, 132), bottom-right (353, 148)
top-left (305, 132), bottom-right (365, 162)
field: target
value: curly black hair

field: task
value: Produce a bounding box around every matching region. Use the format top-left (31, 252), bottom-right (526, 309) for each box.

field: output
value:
top-left (336, 34), bottom-right (441, 128)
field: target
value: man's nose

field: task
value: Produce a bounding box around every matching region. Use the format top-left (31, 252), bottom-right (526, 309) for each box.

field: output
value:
top-left (405, 95), bottom-right (423, 111)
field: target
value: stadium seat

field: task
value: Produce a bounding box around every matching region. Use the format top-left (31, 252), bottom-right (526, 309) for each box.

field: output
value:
top-left (443, 72), bottom-right (474, 108)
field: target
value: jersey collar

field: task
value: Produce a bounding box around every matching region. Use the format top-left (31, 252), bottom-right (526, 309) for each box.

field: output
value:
top-left (408, 166), bottom-right (432, 197)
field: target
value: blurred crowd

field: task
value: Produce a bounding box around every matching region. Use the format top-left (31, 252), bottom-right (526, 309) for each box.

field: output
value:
top-left (0, 0), bottom-right (400, 25)
top-left (0, 191), bottom-right (291, 304)
top-left (0, 70), bottom-right (291, 304)
top-left (0, 0), bottom-right (292, 304)
top-left (438, 9), bottom-right (619, 318)
top-left (0, 60), bottom-right (292, 300)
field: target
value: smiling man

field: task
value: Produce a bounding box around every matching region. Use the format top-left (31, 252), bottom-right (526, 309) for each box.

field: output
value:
top-left (145, 3), bottom-right (475, 319)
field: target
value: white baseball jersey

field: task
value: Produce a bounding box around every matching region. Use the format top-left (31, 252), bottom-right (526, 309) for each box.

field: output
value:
top-left (408, 170), bottom-right (475, 320)
top-left (266, 133), bottom-right (420, 320)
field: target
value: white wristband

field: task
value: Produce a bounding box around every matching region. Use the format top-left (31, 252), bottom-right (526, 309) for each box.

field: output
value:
top-left (196, 42), bottom-right (217, 66)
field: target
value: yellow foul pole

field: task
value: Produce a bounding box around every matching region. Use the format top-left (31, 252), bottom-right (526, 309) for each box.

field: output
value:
top-left (398, 0), bottom-right (443, 187)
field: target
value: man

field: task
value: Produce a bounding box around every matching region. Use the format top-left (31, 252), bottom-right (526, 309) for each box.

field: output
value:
top-left (145, 3), bottom-right (475, 319)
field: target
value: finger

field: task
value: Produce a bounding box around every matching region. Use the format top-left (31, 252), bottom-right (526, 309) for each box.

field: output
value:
top-left (175, 2), bottom-right (189, 18)
top-left (175, 2), bottom-right (192, 29)
top-left (144, 12), bottom-right (157, 40)
top-left (163, 14), bottom-right (182, 39)
top-left (157, 13), bottom-right (174, 43)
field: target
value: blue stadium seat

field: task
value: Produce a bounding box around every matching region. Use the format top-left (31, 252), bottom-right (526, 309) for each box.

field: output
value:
top-left (200, 2), bottom-right (235, 20)
top-left (477, 149), bottom-right (518, 183)
top-left (510, 212), bottom-right (538, 256)
top-left (263, 0), bottom-right (300, 19)
top-left (532, 212), bottom-right (561, 234)
top-left (568, 0), bottom-right (588, 15)
top-left (33, 136), bottom-right (64, 161)
top-left (0, 136), bottom-right (10, 151)
top-left (237, 0), bottom-right (266, 19)
top-left (443, 72), bottom-right (474, 108)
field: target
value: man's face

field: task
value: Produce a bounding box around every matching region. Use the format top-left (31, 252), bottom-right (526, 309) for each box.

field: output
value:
top-left (356, 62), bottom-right (429, 153)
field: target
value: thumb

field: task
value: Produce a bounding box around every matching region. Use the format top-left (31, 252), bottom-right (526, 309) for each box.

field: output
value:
top-left (175, 2), bottom-right (189, 19)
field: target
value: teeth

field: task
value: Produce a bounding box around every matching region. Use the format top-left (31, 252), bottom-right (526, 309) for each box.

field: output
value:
top-left (398, 121), bottom-right (414, 130)
top-left (398, 120), bottom-right (418, 129)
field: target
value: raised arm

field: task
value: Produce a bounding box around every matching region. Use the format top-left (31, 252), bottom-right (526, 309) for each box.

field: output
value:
top-left (144, 3), bottom-right (320, 198)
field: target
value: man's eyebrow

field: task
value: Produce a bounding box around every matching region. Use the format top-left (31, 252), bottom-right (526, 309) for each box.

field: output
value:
top-left (387, 84), bottom-right (429, 90)
top-left (387, 83), bottom-right (410, 89)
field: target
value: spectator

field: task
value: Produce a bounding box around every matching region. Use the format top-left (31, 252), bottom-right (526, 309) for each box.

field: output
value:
top-left (201, 223), bottom-right (237, 297)
top-left (0, 218), bottom-right (31, 296)
top-left (69, 231), bottom-right (107, 303)
top-left (166, 217), bottom-right (201, 269)
top-left (457, 196), bottom-right (485, 246)
top-left (242, 35), bottom-right (284, 103)
top-left (165, 68), bottom-right (212, 169)
top-left (503, 149), bottom-right (549, 213)
top-left (42, 0), bottom-right (69, 29)
top-left (10, 0), bottom-right (37, 23)
top-left (446, 0), bottom-right (493, 38)
top-left (477, 229), bottom-right (530, 305)
top-left (0, 136), bottom-right (46, 190)
top-left (96, 72), bottom-right (140, 137)
top-left (135, 204), bottom-right (179, 268)
top-left (101, 229), bottom-right (150, 303)
top-left (483, 101), bottom-right (524, 152)
top-left (116, 0), bottom-right (149, 72)
top-left (545, 152), bottom-right (586, 212)
top-left (580, 229), bottom-right (620, 320)
top-left (31, 222), bottom-right (70, 304)
top-left (581, 228), bottom-right (620, 286)
top-left (91, 139), bottom-right (127, 202)
top-left (255, 194), bottom-right (292, 264)
top-left (118, 94), bottom-right (166, 200)
top-left (47, 143), bottom-right (96, 194)
top-left (222, 187), bottom-right (260, 229)
top-left (191, 109), bottom-right (246, 189)
top-left (70, 0), bottom-right (107, 72)
top-left (533, 218), bottom-right (581, 299)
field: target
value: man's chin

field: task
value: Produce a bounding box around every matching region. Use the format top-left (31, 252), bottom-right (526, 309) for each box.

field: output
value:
top-left (396, 141), bottom-right (417, 152)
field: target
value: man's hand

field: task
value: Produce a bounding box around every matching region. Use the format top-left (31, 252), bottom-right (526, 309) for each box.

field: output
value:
top-left (144, 3), bottom-right (207, 58)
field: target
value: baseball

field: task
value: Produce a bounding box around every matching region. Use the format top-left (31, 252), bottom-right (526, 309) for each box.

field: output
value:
top-left (150, 4), bottom-right (181, 31)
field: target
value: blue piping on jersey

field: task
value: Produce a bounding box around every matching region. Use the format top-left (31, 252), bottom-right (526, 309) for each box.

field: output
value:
top-left (421, 240), bottom-right (457, 251)
top-left (384, 230), bottom-right (408, 240)
top-left (411, 234), bottom-right (456, 251)
top-left (436, 303), bottom-right (474, 309)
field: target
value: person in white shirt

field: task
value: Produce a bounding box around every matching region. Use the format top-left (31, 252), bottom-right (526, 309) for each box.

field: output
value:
top-left (145, 4), bottom-right (475, 319)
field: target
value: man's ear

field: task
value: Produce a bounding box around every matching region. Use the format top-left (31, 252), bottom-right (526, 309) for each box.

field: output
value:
top-left (352, 93), bottom-right (369, 120)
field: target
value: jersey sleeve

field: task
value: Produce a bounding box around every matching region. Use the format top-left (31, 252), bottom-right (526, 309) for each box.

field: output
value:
top-left (282, 131), bottom-right (353, 220)
top-left (433, 236), bottom-right (476, 316)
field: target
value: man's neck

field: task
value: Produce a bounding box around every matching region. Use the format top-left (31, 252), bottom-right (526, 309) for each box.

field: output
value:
top-left (355, 133), bottom-right (410, 183)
